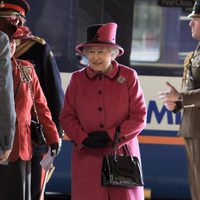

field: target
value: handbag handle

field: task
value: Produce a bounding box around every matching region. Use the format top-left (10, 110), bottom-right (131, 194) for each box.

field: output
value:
top-left (112, 127), bottom-right (134, 161)
top-left (112, 127), bottom-right (120, 156)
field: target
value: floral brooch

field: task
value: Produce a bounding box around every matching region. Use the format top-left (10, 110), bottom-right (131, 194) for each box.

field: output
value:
top-left (117, 75), bottom-right (126, 83)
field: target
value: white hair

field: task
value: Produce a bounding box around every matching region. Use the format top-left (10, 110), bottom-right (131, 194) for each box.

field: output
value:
top-left (82, 46), bottom-right (119, 60)
top-left (111, 48), bottom-right (119, 60)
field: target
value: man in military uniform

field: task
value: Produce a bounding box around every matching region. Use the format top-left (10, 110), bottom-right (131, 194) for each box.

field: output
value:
top-left (0, 1), bottom-right (64, 199)
top-left (159, 1), bottom-right (200, 199)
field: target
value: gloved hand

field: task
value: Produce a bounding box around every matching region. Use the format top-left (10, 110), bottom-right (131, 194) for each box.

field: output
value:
top-left (82, 131), bottom-right (111, 148)
top-left (50, 139), bottom-right (62, 157)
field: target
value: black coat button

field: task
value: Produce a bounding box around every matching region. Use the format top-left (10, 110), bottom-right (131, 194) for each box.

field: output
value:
top-left (98, 107), bottom-right (103, 111)
top-left (99, 124), bottom-right (104, 128)
top-left (98, 90), bottom-right (102, 94)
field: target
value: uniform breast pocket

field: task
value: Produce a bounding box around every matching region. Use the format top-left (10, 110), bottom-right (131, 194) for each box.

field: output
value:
top-left (191, 64), bottom-right (200, 87)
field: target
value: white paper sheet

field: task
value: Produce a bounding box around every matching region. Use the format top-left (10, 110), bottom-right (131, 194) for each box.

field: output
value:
top-left (40, 148), bottom-right (54, 171)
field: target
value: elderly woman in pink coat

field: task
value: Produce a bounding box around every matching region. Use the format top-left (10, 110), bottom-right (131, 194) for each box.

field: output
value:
top-left (60, 22), bottom-right (147, 200)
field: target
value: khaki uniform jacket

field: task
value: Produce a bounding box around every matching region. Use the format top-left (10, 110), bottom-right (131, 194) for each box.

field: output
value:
top-left (178, 44), bottom-right (200, 138)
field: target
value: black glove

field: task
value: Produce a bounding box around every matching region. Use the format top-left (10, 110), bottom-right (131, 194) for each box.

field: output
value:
top-left (82, 131), bottom-right (110, 148)
top-left (50, 139), bottom-right (62, 157)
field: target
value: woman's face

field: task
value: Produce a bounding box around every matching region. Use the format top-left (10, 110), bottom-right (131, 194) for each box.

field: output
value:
top-left (83, 46), bottom-right (113, 73)
top-left (189, 18), bottom-right (200, 40)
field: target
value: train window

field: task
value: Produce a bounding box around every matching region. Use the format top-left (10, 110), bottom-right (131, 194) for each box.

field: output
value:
top-left (131, 0), bottom-right (162, 62)
top-left (131, 0), bottom-right (197, 66)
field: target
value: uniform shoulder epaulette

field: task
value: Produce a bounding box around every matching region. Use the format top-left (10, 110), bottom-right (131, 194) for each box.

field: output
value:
top-left (15, 39), bottom-right (36, 58)
top-left (31, 35), bottom-right (46, 45)
top-left (14, 36), bottom-right (46, 58)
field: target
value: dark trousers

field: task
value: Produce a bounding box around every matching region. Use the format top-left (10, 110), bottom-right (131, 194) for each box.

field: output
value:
top-left (31, 154), bottom-right (43, 200)
top-left (0, 159), bottom-right (31, 200)
top-left (184, 138), bottom-right (200, 200)
top-left (31, 145), bottom-right (48, 200)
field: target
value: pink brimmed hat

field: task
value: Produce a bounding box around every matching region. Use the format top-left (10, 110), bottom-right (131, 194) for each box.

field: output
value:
top-left (76, 22), bottom-right (124, 57)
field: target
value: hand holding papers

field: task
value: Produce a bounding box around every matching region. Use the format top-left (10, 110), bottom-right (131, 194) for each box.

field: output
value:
top-left (39, 148), bottom-right (56, 200)
top-left (40, 148), bottom-right (54, 171)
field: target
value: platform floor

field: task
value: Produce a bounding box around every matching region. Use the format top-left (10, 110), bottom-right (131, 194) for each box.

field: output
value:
top-left (45, 189), bottom-right (191, 200)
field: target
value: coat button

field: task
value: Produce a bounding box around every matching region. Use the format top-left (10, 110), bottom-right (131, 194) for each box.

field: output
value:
top-left (99, 123), bottom-right (104, 128)
top-left (98, 106), bottom-right (103, 111)
top-left (98, 90), bottom-right (102, 94)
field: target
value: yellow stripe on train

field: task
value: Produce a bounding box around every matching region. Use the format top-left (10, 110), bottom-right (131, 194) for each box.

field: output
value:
top-left (63, 134), bottom-right (184, 145)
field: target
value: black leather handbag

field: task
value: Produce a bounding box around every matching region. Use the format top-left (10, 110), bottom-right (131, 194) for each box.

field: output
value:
top-left (31, 119), bottom-right (46, 147)
top-left (101, 127), bottom-right (144, 188)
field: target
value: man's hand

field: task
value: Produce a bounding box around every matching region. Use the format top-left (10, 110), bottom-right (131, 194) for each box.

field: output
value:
top-left (164, 100), bottom-right (177, 111)
top-left (158, 82), bottom-right (181, 102)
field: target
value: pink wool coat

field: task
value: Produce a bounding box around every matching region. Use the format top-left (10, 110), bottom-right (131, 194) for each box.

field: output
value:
top-left (60, 60), bottom-right (147, 200)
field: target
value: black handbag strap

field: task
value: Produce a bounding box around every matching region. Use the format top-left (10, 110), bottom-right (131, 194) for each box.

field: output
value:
top-left (112, 127), bottom-right (132, 158)
top-left (111, 127), bottom-right (120, 156)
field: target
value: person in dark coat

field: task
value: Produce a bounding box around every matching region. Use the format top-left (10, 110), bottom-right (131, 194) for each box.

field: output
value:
top-left (159, 1), bottom-right (200, 199)
top-left (60, 22), bottom-right (147, 200)
top-left (0, 1), bottom-right (64, 199)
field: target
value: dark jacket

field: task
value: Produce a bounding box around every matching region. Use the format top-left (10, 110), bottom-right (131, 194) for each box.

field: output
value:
top-left (15, 37), bottom-right (64, 137)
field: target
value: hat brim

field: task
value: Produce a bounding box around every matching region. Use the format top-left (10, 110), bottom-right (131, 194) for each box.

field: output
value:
top-left (76, 41), bottom-right (124, 57)
top-left (188, 12), bottom-right (200, 18)
top-left (0, 1), bottom-right (30, 17)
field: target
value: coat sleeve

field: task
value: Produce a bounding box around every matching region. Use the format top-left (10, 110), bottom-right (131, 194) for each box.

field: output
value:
top-left (107, 69), bottom-right (147, 147)
top-left (31, 66), bottom-right (59, 145)
top-left (0, 31), bottom-right (16, 151)
top-left (181, 89), bottom-right (200, 107)
top-left (35, 43), bottom-right (64, 137)
top-left (60, 73), bottom-right (88, 149)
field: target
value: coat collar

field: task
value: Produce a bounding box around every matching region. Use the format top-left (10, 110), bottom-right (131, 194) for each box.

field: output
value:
top-left (85, 60), bottom-right (120, 80)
